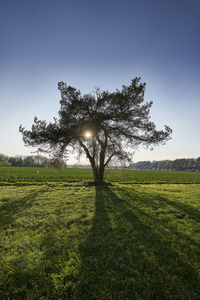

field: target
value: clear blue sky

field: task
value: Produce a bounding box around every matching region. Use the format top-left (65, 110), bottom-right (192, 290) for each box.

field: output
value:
top-left (0, 0), bottom-right (200, 163)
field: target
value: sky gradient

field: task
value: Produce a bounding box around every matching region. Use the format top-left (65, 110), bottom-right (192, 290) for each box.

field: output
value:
top-left (0, 0), bottom-right (200, 163)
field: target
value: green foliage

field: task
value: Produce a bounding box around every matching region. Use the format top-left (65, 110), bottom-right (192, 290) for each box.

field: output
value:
top-left (0, 184), bottom-right (200, 299)
top-left (131, 157), bottom-right (200, 171)
top-left (46, 158), bottom-right (66, 169)
top-left (19, 78), bottom-right (172, 182)
top-left (0, 161), bottom-right (11, 167)
top-left (0, 153), bottom-right (50, 167)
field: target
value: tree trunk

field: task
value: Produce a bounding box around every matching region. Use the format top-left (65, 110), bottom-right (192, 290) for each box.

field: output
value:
top-left (78, 137), bottom-right (106, 183)
top-left (92, 165), bottom-right (105, 183)
top-left (95, 142), bottom-right (106, 183)
top-left (92, 167), bottom-right (98, 182)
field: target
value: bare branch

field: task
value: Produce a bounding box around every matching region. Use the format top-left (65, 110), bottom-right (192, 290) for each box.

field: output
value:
top-left (104, 152), bottom-right (116, 167)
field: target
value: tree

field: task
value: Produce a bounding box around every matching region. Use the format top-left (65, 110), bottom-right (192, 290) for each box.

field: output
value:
top-left (46, 157), bottom-right (66, 169)
top-left (19, 77), bottom-right (172, 182)
top-left (8, 155), bottom-right (23, 167)
top-left (0, 154), bottom-right (8, 162)
top-left (0, 161), bottom-right (11, 167)
top-left (196, 157), bottom-right (200, 171)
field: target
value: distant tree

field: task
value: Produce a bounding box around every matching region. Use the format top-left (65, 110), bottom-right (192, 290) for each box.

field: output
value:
top-left (8, 156), bottom-right (23, 167)
top-left (23, 156), bottom-right (35, 167)
top-left (0, 154), bottom-right (8, 161)
top-left (131, 161), bottom-right (153, 170)
top-left (33, 155), bottom-right (49, 167)
top-left (6, 154), bottom-right (49, 167)
top-left (46, 158), bottom-right (66, 169)
top-left (196, 157), bottom-right (200, 171)
top-left (0, 161), bottom-right (11, 167)
top-left (131, 158), bottom-right (200, 171)
top-left (19, 77), bottom-right (172, 182)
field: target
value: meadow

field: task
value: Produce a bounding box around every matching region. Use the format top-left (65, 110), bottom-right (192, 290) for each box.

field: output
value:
top-left (1, 167), bottom-right (200, 184)
top-left (0, 168), bottom-right (200, 299)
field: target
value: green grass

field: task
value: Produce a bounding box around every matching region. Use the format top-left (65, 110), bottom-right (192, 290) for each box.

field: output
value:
top-left (0, 167), bottom-right (92, 183)
top-left (1, 167), bottom-right (200, 183)
top-left (0, 183), bottom-right (200, 299)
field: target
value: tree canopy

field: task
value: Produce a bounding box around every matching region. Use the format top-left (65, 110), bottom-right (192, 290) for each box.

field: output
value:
top-left (19, 77), bottom-right (172, 182)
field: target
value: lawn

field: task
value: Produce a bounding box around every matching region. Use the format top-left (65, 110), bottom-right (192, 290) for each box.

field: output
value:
top-left (0, 183), bottom-right (200, 299)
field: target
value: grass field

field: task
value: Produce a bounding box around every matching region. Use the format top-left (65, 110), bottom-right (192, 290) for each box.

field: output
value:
top-left (1, 167), bottom-right (200, 184)
top-left (0, 168), bottom-right (200, 299)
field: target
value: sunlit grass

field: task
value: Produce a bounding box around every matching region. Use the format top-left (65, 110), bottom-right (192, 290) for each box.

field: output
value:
top-left (0, 184), bottom-right (200, 299)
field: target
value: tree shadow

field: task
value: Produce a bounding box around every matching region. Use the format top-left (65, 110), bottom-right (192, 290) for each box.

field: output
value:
top-left (0, 188), bottom-right (47, 227)
top-left (156, 193), bottom-right (200, 222)
top-left (76, 185), bottom-right (200, 299)
top-left (1, 186), bottom-right (92, 300)
top-left (120, 186), bottom-right (200, 250)
top-left (2, 185), bottom-right (200, 299)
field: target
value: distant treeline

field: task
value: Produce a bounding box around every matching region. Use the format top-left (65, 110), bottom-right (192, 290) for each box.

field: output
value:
top-left (1, 153), bottom-right (200, 171)
top-left (0, 154), bottom-right (66, 168)
top-left (130, 158), bottom-right (200, 171)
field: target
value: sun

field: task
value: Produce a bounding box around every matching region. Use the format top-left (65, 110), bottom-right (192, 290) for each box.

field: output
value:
top-left (84, 131), bottom-right (92, 138)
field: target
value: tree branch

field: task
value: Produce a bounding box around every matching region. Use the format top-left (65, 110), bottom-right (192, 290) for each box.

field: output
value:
top-left (78, 138), bottom-right (94, 165)
top-left (104, 152), bottom-right (116, 167)
top-left (95, 132), bottom-right (104, 147)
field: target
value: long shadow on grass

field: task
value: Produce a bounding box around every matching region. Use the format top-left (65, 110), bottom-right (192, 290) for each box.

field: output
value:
top-left (156, 193), bottom-right (200, 221)
top-left (76, 185), bottom-right (200, 300)
top-left (0, 188), bottom-right (47, 227)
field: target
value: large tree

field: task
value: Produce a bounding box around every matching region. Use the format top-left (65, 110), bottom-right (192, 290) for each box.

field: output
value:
top-left (19, 77), bottom-right (172, 182)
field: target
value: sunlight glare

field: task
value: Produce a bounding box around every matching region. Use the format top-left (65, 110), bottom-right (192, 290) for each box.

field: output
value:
top-left (84, 131), bottom-right (92, 138)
